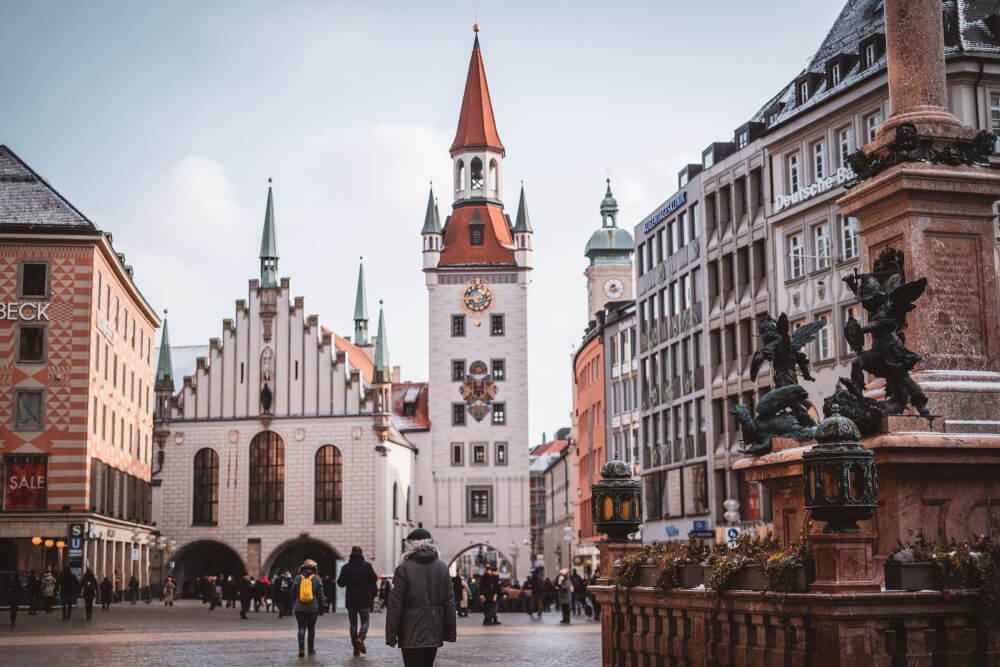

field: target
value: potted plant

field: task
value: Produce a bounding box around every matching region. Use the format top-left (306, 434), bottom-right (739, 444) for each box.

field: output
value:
top-left (655, 537), bottom-right (709, 591)
top-left (885, 534), bottom-right (972, 591)
top-left (615, 543), bottom-right (668, 588)
top-left (704, 534), bottom-right (778, 593)
top-left (763, 542), bottom-right (811, 593)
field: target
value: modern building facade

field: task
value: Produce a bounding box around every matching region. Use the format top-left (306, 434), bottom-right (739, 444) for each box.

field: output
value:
top-left (0, 146), bottom-right (160, 589)
top-left (633, 0), bottom-right (1000, 541)
top-left (415, 30), bottom-right (533, 567)
top-left (152, 185), bottom-right (418, 587)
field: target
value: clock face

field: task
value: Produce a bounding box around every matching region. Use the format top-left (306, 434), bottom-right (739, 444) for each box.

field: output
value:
top-left (463, 279), bottom-right (493, 312)
top-left (603, 278), bottom-right (625, 299)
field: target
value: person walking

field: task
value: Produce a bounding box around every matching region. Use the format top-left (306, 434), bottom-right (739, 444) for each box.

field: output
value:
top-left (99, 576), bottom-right (113, 611)
top-left (338, 545), bottom-right (378, 656)
top-left (127, 574), bottom-right (139, 605)
top-left (291, 559), bottom-right (325, 658)
top-left (253, 576), bottom-right (268, 612)
top-left (526, 568), bottom-right (543, 619)
top-left (164, 576), bottom-right (176, 607)
top-left (26, 571), bottom-right (39, 615)
top-left (41, 569), bottom-right (56, 613)
top-left (58, 567), bottom-right (79, 620)
top-left (80, 569), bottom-right (98, 620)
top-left (238, 574), bottom-right (253, 620)
top-left (7, 573), bottom-right (22, 627)
top-left (556, 568), bottom-right (573, 624)
top-left (378, 577), bottom-right (391, 611)
top-left (385, 528), bottom-right (456, 667)
top-left (478, 566), bottom-right (500, 626)
top-left (452, 573), bottom-right (470, 618)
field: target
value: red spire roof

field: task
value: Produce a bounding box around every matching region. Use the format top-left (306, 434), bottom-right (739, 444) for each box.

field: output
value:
top-left (450, 35), bottom-right (505, 157)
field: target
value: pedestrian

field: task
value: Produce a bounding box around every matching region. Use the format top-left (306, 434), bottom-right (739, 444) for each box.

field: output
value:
top-left (577, 572), bottom-right (590, 617)
top-left (322, 574), bottom-right (334, 613)
top-left (80, 568), bottom-right (98, 620)
top-left (478, 566), bottom-right (500, 626)
top-left (337, 545), bottom-right (378, 657)
top-left (100, 576), bottom-right (113, 611)
top-left (26, 570), bottom-right (39, 615)
top-left (41, 569), bottom-right (56, 613)
top-left (291, 559), bottom-right (325, 658)
top-left (451, 573), bottom-right (470, 618)
top-left (238, 574), bottom-right (253, 620)
top-left (556, 568), bottom-right (573, 624)
top-left (526, 567), bottom-right (543, 619)
top-left (206, 575), bottom-right (222, 610)
top-left (128, 574), bottom-right (139, 605)
top-left (570, 569), bottom-right (583, 616)
top-left (278, 570), bottom-right (294, 617)
top-left (7, 573), bottom-right (22, 627)
top-left (253, 575), bottom-right (268, 612)
top-left (58, 566), bottom-right (79, 620)
top-left (385, 528), bottom-right (456, 667)
top-left (223, 575), bottom-right (235, 608)
top-left (164, 576), bottom-right (176, 607)
top-left (588, 571), bottom-right (600, 620)
top-left (379, 577), bottom-right (391, 611)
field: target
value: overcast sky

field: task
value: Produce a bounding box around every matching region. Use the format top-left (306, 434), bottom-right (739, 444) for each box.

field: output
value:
top-left (2, 0), bottom-right (846, 444)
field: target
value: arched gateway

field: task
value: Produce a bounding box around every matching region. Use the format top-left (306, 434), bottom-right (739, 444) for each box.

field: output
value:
top-left (263, 537), bottom-right (342, 580)
top-left (170, 540), bottom-right (246, 596)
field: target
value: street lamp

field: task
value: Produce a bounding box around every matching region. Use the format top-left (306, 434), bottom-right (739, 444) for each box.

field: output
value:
top-left (563, 526), bottom-right (574, 570)
top-left (508, 541), bottom-right (520, 582)
top-left (554, 544), bottom-right (563, 569)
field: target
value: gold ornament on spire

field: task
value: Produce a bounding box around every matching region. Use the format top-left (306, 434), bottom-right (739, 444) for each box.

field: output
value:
top-left (473, 21), bottom-right (479, 33)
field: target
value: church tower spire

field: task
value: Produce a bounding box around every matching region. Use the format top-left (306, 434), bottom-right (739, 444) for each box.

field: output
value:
top-left (154, 316), bottom-right (174, 394)
top-left (372, 301), bottom-right (392, 443)
top-left (259, 179), bottom-right (279, 288)
top-left (354, 257), bottom-right (369, 345)
top-left (373, 302), bottom-right (391, 384)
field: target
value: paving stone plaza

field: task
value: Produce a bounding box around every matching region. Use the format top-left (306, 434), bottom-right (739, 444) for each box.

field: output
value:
top-left (0, 601), bottom-right (600, 666)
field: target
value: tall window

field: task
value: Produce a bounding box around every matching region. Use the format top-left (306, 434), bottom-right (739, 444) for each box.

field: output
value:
top-left (817, 312), bottom-right (832, 360)
top-left (14, 390), bottom-right (43, 431)
top-left (842, 304), bottom-right (861, 354)
top-left (840, 216), bottom-right (860, 260)
top-left (864, 42), bottom-right (876, 68)
top-left (813, 223), bottom-right (831, 270)
top-left (406, 487), bottom-right (411, 521)
top-left (192, 448), bottom-right (219, 525)
top-left (452, 360), bottom-right (466, 381)
top-left (18, 326), bottom-right (45, 363)
top-left (249, 431), bottom-right (284, 523)
top-left (19, 262), bottom-right (49, 298)
top-left (467, 486), bottom-right (493, 522)
top-left (452, 403), bottom-right (466, 426)
top-left (315, 445), bottom-right (343, 523)
top-left (451, 442), bottom-right (464, 466)
top-left (470, 157), bottom-right (484, 189)
top-left (492, 402), bottom-right (506, 425)
top-left (451, 315), bottom-right (466, 337)
top-left (788, 152), bottom-right (801, 193)
top-left (788, 233), bottom-right (805, 279)
top-left (838, 126), bottom-right (855, 166)
top-left (392, 482), bottom-right (399, 520)
top-left (455, 160), bottom-right (465, 192)
top-left (813, 141), bottom-right (826, 179)
top-left (865, 111), bottom-right (883, 142)
top-left (491, 359), bottom-right (505, 381)
top-left (799, 81), bottom-right (809, 104)
top-left (830, 63), bottom-right (841, 86)
top-left (490, 314), bottom-right (505, 336)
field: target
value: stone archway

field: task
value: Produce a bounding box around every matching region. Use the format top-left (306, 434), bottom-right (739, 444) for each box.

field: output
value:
top-left (262, 537), bottom-right (342, 581)
top-left (448, 543), bottom-right (513, 580)
top-left (170, 540), bottom-right (246, 598)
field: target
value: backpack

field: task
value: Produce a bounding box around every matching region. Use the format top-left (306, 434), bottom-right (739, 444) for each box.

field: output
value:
top-left (299, 575), bottom-right (314, 603)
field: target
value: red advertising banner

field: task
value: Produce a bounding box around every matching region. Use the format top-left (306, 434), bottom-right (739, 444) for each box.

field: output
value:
top-left (4, 454), bottom-right (48, 510)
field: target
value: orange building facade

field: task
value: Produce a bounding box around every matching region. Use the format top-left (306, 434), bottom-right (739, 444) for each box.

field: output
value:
top-left (0, 146), bottom-right (160, 590)
top-left (571, 328), bottom-right (605, 574)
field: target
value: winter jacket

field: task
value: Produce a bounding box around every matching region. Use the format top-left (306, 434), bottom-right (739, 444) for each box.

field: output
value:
top-left (99, 578), bottom-right (113, 600)
top-left (41, 572), bottom-right (56, 597)
top-left (478, 572), bottom-right (500, 602)
top-left (291, 569), bottom-right (325, 614)
top-left (58, 570), bottom-right (79, 601)
top-left (385, 539), bottom-right (457, 649)
top-left (337, 553), bottom-right (378, 610)
top-left (164, 580), bottom-right (176, 602)
top-left (238, 578), bottom-right (254, 604)
top-left (80, 573), bottom-right (98, 600)
top-left (556, 575), bottom-right (573, 606)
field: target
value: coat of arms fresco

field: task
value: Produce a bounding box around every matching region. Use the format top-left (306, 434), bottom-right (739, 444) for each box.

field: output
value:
top-left (459, 360), bottom-right (498, 422)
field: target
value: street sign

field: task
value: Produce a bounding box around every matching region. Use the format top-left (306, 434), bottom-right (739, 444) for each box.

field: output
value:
top-left (689, 530), bottom-right (715, 539)
top-left (132, 548), bottom-right (140, 561)
top-left (67, 523), bottom-right (84, 577)
top-left (692, 520), bottom-right (708, 531)
top-left (725, 526), bottom-right (744, 547)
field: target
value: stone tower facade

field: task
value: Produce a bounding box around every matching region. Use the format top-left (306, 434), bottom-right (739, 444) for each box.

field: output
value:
top-left (584, 179), bottom-right (634, 320)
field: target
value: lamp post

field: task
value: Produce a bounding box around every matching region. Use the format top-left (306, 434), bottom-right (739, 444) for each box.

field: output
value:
top-left (563, 526), bottom-right (574, 570)
top-left (509, 541), bottom-right (520, 582)
top-left (554, 544), bottom-right (563, 570)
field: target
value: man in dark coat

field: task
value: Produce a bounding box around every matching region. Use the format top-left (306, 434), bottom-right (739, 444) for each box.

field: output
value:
top-left (58, 567), bottom-right (79, 620)
top-left (478, 566), bottom-right (500, 626)
top-left (99, 576), bottom-right (113, 611)
top-left (386, 528), bottom-right (456, 667)
top-left (238, 574), bottom-right (253, 619)
top-left (525, 568), bottom-right (543, 619)
top-left (7, 573), bottom-right (23, 626)
top-left (80, 569), bottom-right (98, 620)
top-left (128, 574), bottom-right (139, 605)
top-left (26, 571), bottom-right (39, 615)
top-left (338, 546), bottom-right (378, 656)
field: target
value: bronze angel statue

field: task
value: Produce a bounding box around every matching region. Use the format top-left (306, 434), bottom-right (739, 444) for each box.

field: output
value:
top-left (842, 248), bottom-right (930, 417)
top-left (749, 313), bottom-right (826, 427)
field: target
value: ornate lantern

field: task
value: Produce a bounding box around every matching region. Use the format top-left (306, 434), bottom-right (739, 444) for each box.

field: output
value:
top-left (591, 460), bottom-right (642, 542)
top-left (802, 404), bottom-right (878, 533)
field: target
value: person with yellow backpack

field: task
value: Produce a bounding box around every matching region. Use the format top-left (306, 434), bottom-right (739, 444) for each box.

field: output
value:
top-left (291, 559), bottom-right (326, 658)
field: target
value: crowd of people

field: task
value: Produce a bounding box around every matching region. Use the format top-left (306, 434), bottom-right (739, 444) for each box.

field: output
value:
top-left (450, 564), bottom-right (600, 625)
top-left (5, 567), bottom-right (149, 626)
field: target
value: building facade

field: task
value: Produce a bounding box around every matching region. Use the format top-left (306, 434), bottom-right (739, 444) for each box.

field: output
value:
top-left (415, 30), bottom-right (533, 567)
top-left (0, 146), bottom-right (160, 590)
top-left (152, 185), bottom-right (418, 588)
top-left (527, 433), bottom-right (572, 577)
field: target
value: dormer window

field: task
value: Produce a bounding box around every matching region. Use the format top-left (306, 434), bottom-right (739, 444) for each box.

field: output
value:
top-left (471, 157), bottom-right (484, 190)
top-left (702, 148), bottom-right (714, 169)
top-left (736, 130), bottom-right (749, 149)
top-left (799, 81), bottom-right (809, 104)
top-left (830, 63), bottom-right (841, 87)
top-left (864, 42), bottom-right (877, 68)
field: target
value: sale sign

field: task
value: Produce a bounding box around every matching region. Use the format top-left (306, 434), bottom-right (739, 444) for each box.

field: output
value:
top-left (4, 454), bottom-right (48, 510)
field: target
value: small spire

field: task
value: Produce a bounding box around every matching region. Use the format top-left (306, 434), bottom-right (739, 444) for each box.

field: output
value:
top-left (512, 182), bottom-right (533, 233)
top-left (421, 184), bottom-right (442, 234)
top-left (155, 316), bottom-right (174, 393)
top-left (373, 301), bottom-right (391, 384)
top-left (354, 257), bottom-right (369, 345)
top-left (600, 177), bottom-right (619, 227)
top-left (259, 180), bottom-right (279, 287)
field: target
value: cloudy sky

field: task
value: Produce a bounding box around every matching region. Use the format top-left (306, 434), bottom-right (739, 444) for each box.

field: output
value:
top-left (2, 0), bottom-right (846, 444)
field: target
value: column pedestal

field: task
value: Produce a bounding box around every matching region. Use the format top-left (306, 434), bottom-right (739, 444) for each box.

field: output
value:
top-left (809, 532), bottom-right (880, 593)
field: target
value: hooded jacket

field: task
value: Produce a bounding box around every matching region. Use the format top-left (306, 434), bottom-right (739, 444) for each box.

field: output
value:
top-left (337, 552), bottom-right (378, 610)
top-left (291, 567), bottom-right (325, 614)
top-left (385, 539), bottom-right (457, 649)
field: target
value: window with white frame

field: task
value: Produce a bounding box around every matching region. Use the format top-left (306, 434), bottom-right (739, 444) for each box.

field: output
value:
top-left (840, 216), bottom-right (859, 260)
top-left (816, 312), bottom-right (832, 359)
top-left (814, 223), bottom-right (831, 270)
top-left (788, 152), bottom-right (801, 193)
top-left (788, 232), bottom-right (805, 280)
top-left (864, 43), bottom-right (877, 68)
top-left (799, 81), bottom-right (809, 103)
top-left (865, 111), bottom-right (883, 142)
top-left (838, 126), bottom-right (854, 166)
top-left (813, 141), bottom-right (826, 180)
top-left (991, 94), bottom-right (1000, 150)
top-left (831, 63), bottom-right (841, 86)
top-left (736, 130), bottom-right (749, 149)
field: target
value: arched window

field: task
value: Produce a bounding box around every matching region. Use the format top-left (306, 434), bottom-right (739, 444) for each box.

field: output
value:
top-left (249, 431), bottom-right (284, 523)
top-left (192, 448), bottom-right (219, 525)
top-left (314, 445), bottom-right (343, 523)
top-left (455, 160), bottom-right (465, 192)
top-left (392, 482), bottom-right (399, 520)
top-left (488, 159), bottom-right (498, 192)
top-left (471, 157), bottom-right (484, 189)
top-left (406, 487), bottom-right (411, 521)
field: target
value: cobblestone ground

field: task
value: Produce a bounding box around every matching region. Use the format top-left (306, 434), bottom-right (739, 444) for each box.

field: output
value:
top-left (0, 600), bottom-right (601, 666)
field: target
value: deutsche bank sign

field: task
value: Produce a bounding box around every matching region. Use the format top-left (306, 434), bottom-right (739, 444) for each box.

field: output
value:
top-left (643, 191), bottom-right (688, 234)
top-left (773, 166), bottom-right (855, 213)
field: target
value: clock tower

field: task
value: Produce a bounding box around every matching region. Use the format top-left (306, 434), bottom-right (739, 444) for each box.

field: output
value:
top-left (416, 27), bottom-right (532, 567)
top-left (584, 178), bottom-right (634, 320)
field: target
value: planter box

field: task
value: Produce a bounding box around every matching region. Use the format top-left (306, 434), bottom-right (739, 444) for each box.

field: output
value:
top-left (636, 563), bottom-right (659, 588)
top-left (767, 565), bottom-right (809, 593)
top-left (884, 561), bottom-right (966, 591)
top-left (678, 564), bottom-right (704, 589)
top-left (728, 566), bottom-right (768, 591)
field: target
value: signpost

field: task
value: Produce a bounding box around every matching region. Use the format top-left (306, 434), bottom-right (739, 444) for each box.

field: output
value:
top-left (68, 523), bottom-right (84, 577)
top-left (725, 526), bottom-right (744, 547)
